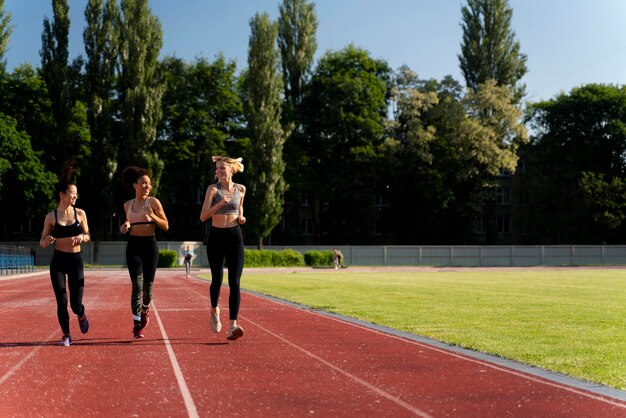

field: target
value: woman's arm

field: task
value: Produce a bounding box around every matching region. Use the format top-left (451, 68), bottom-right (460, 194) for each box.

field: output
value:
top-left (237, 184), bottom-right (246, 225)
top-left (72, 209), bottom-right (90, 245)
top-left (39, 213), bottom-right (55, 248)
top-left (147, 197), bottom-right (169, 231)
top-left (119, 200), bottom-right (131, 234)
top-left (200, 185), bottom-right (224, 222)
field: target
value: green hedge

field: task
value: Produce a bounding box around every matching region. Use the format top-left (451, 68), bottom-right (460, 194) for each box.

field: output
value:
top-left (158, 249), bottom-right (177, 267)
top-left (244, 249), bottom-right (305, 267)
top-left (303, 250), bottom-right (334, 267)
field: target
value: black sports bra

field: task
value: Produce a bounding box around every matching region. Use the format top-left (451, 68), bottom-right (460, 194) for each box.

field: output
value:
top-left (51, 207), bottom-right (83, 238)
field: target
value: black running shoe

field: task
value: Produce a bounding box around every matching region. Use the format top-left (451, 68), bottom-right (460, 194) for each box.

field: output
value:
top-left (79, 315), bottom-right (90, 334)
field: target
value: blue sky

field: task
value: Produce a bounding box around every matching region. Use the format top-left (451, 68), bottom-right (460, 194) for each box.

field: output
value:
top-left (4, 0), bottom-right (626, 103)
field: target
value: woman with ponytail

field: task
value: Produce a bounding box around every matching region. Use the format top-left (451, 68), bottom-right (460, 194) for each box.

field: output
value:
top-left (200, 156), bottom-right (246, 341)
top-left (39, 173), bottom-right (91, 347)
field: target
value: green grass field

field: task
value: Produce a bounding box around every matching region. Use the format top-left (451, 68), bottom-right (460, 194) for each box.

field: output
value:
top-left (229, 269), bottom-right (625, 390)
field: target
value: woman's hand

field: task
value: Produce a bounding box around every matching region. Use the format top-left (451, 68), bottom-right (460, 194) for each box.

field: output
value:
top-left (120, 222), bottom-right (131, 234)
top-left (40, 235), bottom-right (56, 248)
top-left (238, 215), bottom-right (246, 225)
top-left (71, 234), bottom-right (86, 246)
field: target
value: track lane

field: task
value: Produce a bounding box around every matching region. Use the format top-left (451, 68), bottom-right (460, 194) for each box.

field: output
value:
top-left (0, 269), bottom-right (624, 417)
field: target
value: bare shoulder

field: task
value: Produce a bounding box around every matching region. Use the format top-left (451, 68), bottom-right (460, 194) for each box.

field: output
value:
top-left (45, 211), bottom-right (55, 223)
top-left (206, 184), bottom-right (218, 195)
top-left (237, 184), bottom-right (246, 193)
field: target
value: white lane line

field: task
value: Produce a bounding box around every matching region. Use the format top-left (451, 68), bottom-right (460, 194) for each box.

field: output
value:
top-left (245, 317), bottom-right (434, 418)
top-left (247, 292), bottom-right (626, 409)
top-left (182, 280), bottom-right (432, 416)
top-left (308, 312), bottom-right (626, 408)
top-left (0, 330), bottom-right (58, 386)
top-left (152, 302), bottom-right (199, 418)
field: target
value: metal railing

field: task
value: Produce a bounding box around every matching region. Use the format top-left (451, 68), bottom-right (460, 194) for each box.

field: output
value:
top-left (0, 245), bottom-right (35, 275)
top-left (3, 242), bottom-right (626, 268)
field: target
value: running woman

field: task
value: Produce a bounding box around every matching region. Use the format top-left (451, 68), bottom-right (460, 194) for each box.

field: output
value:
top-left (200, 156), bottom-right (246, 341)
top-left (119, 166), bottom-right (169, 339)
top-left (39, 181), bottom-right (91, 346)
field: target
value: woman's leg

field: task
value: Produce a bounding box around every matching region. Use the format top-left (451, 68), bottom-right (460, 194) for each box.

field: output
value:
top-left (206, 227), bottom-right (226, 308)
top-left (50, 253), bottom-right (70, 335)
top-left (66, 252), bottom-right (85, 317)
top-left (126, 239), bottom-right (144, 327)
top-left (139, 237), bottom-right (159, 310)
top-left (224, 227), bottom-right (244, 320)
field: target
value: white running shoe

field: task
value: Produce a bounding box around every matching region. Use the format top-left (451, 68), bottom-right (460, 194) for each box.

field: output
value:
top-left (210, 307), bottom-right (222, 333)
top-left (226, 324), bottom-right (244, 341)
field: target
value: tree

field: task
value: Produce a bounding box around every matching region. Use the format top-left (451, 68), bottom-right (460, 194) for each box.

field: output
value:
top-left (277, 0), bottom-right (317, 113)
top-left (82, 0), bottom-right (120, 239)
top-left (157, 55), bottom-right (243, 240)
top-left (116, 0), bottom-right (163, 179)
top-left (523, 84), bottom-right (626, 243)
top-left (385, 66), bottom-right (450, 244)
top-left (40, 0), bottom-right (91, 177)
top-left (458, 0), bottom-right (528, 243)
top-left (458, 0), bottom-right (527, 101)
top-left (0, 113), bottom-right (56, 240)
top-left (0, 0), bottom-right (14, 73)
top-left (0, 64), bottom-right (52, 146)
top-left (276, 0), bottom-right (318, 244)
top-left (242, 13), bottom-right (289, 248)
top-left (299, 45), bottom-right (392, 244)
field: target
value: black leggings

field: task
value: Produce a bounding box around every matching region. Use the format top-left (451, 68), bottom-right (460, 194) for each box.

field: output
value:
top-left (126, 236), bottom-right (159, 324)
top-left (49, 250), bottom-right (85, 335)
top-left (206, 225), bottom-right (244, 320)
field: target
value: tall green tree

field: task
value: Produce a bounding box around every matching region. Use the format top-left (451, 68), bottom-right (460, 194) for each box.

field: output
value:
top-left (523, 84), bottom-right (626, 244)
top-left (157, 55), bottom-right (243, 240)
top-left (116, 0), bottom-right (163, 180)
top-left (385, 66), bottom-right (448, 244)
top-left (82, 0), bottom-right (120, 239)
top-left (458, 0), bottom-right (527, 243)
top-left (300, 45), bottom-right (392, 244)
top-left (277, 0), bottom-right (317, 113)
top-left (0, 64), bottom-right (52, 144)
top-left (0, 0), bottom-right (13, 73)
top-left (458, 0), bottom-right (527, 101)
top-left (0, 113), bottom-right (56, 240)
top-left (277, 0), bottom-right (318, 244)
top-left (242, 13), bottom-right (289, 248)
top-left (40, 0), bottom-right (91, 177)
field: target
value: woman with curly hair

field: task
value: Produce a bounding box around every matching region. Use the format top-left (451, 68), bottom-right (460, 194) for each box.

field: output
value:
top-left (119, 166), bottom-right (169, 339)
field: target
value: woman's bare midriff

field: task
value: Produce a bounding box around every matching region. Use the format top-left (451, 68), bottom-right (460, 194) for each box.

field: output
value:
top-left (54, 237), bottom-right (81, 253)
top-left (129, 224), bottom-right (156, 236)
top-left (212, 214), bottom-right (239, 228)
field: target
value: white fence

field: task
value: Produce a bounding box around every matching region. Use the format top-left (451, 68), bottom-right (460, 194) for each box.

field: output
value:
top-left (5, 242), bottom-right (626, 268)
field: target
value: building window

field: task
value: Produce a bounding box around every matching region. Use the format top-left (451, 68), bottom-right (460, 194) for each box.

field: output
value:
top-left (301, 193), bottom-right (310, 207)
top-left (300, 217), bottom-right (313, 236)
top-left (497, 216), bottom-right (510, 233)
top-left (496, 186), bottom-right (511, 205)
top-left (473, 217), bottom-right (486, 234)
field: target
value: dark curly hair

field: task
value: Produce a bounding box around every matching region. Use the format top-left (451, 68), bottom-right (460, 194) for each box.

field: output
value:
top-left (122, 166), bottom-right (151, 191)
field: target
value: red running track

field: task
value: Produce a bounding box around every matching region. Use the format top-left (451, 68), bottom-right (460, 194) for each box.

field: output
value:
top-left (0, 269), bottom-right (624, 417)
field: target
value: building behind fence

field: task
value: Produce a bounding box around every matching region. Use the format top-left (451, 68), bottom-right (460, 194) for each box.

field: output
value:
top-left (2, 242), bottom-right (626, 272)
